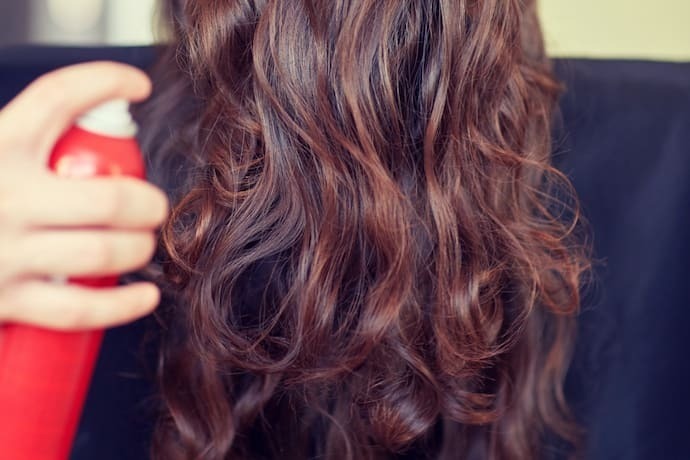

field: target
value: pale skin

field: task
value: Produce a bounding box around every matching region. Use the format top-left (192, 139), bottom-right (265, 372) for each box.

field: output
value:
top-left (0, 62), bottom-right (169, 330)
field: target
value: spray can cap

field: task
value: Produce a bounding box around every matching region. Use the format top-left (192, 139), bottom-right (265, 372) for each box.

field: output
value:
top-left (76, 99), bottom-right (138, 138)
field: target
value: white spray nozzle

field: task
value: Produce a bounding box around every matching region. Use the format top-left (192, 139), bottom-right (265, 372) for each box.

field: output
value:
top-left (76, 99), bottom-right (138, 138)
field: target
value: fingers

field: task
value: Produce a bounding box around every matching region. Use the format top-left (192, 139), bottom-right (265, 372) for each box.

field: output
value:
top-left (0, 61), bottom-right (152, 158)
top-left (0, 63), bottom-right (161, 332)
top-left (0, 173), bottom-right (168, 229)
top-left (0, 229), bottom-right (157, 278)
top-left (0, 281), bottom-right (160, 330)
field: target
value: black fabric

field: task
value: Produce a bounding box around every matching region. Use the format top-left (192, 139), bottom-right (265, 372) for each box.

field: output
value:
top-left (553, 59), bottom-right (690, 460)
top-left (1, 46), bottom-right (689, 460)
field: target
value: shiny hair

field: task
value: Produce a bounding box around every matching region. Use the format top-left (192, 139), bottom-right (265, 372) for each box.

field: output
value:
top-left (138, 0), bottom-right (589, 458)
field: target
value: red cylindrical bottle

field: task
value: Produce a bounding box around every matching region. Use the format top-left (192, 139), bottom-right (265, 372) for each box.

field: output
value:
top-left (0, 100), bottom-right (145, 460)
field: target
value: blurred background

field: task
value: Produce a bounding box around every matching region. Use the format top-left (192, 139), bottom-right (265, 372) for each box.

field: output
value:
top-left (0, 0), bottom-right (157, 46)
top-left (0, 0), bottom-right (688, 61)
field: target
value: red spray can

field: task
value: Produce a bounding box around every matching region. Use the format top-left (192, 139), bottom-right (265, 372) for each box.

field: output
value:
top-left (0, 100), bottom-right (145, 459)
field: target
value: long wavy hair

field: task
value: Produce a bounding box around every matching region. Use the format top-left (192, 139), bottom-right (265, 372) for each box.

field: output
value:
top-left (137, 0), bottom-right (590, 458)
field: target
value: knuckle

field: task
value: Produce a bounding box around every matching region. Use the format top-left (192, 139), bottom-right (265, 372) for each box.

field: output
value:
top-left (0, 285), bottom-right (15, 321)
top-left (0, 197), bottom-right (11, 225)
top-left (55, 305), bottom-right (91, 330)
top-left (97, 182), bottom-right (126, 223)
top-left (0, 238), bottom-right (14, 273)
top-left (0, 282), bottom-right (31, 322)
top-left (0, 229), bottom-right (26, 280)
top-left (29, 73), bottom-right (70, 111)
top-left (0, 187), bottom-right (19, 227)
top-left (81, 235), bottom-right (115, 273)
top-left (52, 288), bottom-right (108, 330)
top-left (53, 291), bottom-right (101, 330)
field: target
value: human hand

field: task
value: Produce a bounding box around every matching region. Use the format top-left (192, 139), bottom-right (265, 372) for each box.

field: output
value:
top-left (0, 62), bottom-right (168, 330)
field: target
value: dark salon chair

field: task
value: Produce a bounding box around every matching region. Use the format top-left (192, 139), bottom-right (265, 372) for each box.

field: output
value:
top-left (1, 47), bottom-right (689, 460)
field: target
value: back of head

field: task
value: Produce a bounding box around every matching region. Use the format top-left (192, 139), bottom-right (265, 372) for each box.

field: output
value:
top-left (139, 1), bottom-right (589, 459)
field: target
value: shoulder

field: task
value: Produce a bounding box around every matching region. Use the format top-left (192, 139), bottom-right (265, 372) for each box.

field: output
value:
top-left (0, 45), bottom-right (158, 106)
top-left (552, 58), bottom-right (690, 225)
top-left (555, 58), bottom-right (690, 104)
top-left (553, 58), bottom-right (690, 169)
top-left (552, 58), bottom-right (690, 219)
top-left (554, 59), bottom-right (690, 459)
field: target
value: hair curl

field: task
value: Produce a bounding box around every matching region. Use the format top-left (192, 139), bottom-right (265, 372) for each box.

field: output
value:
top-left (138, 1), bottom-right (590, 458)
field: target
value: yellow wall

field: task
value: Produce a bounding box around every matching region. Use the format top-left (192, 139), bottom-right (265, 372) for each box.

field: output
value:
top-left (539, 0), bottom-right (690, 61)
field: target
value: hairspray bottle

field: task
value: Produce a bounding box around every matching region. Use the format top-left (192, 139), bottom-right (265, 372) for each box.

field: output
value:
top-left (0, 100), bottom-right (145, 459)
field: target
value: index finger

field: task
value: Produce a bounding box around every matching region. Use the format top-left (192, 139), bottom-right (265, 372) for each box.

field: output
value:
top-left (0, 61), bottom-right (151, 159)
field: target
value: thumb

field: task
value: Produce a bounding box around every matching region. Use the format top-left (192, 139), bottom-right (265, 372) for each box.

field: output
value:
top-left (0, 61), bottom-right (151, 161)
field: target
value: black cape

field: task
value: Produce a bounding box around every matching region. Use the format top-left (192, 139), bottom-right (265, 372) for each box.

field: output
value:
top-left (1, 46), bottom-right (689, 460)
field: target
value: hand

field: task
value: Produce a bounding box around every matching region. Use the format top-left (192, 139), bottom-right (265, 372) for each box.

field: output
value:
top-left (0, 62), bottom-right (168, 330)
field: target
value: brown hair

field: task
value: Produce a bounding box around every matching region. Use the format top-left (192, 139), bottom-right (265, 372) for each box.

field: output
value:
top-left (138, 0), bottom-right (589, 458)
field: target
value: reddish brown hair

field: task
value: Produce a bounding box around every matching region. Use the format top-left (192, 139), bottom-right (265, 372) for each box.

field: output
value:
top-left (138, 0), bottom-right (589, 458)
